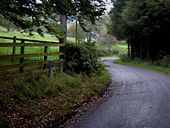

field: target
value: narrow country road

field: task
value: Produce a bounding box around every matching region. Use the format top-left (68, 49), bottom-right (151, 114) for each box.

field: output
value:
top-left (73, 57), bottom-right (170, 128)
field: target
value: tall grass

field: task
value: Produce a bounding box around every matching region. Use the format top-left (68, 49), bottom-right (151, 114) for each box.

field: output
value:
top-left (0, 26), bottom-right (64, 67)
top-left (114, 58), bottom-right (170, 76)
top-left (97, 43), bottom-right (128, 57)
top-left (0, 69), bottom-right (110, 127)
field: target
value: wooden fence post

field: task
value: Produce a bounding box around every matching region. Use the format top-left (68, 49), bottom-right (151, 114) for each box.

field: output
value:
top-left (0, 36), bottom-right (65, 73)
top-left (59, 38), bottom-right (64, 73)
top-left (48, 60), bottom-right (53, 77)
top-left (20, 40), bottom-right (25, 73)
top-left (12, 36), bottom-right (16, 62)
top-left (59, 38), bottom-right (64, 59)
top-left (43, 45), bottom-right (48, 68)
top-left (60, 59), bottom-right (64, 73)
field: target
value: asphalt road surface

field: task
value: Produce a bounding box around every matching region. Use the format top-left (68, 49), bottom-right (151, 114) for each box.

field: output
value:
top-left (73, 57), bottom-right (170, 128)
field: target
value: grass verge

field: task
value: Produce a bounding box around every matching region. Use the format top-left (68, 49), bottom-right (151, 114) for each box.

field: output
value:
top-left (114, 59), bottom-right (170, 76)
top-left (97, 43), bottom-right (128, 57)
top-left (0, 69), bottom-right (110, 128)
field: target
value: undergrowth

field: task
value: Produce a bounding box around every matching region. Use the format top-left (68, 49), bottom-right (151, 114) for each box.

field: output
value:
top-left (0, 69), bottom-right (110, 128)
top-left (114, 58), bottom-right (170, 76)
top-left (97, 43), bottom-right (128, 57)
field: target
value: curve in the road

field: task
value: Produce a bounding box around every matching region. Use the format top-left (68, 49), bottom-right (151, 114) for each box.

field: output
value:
top-left (73, 58), bottom-right (170, 128)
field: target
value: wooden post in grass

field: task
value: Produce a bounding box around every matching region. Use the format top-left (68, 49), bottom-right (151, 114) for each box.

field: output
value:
top-left (48, 60), bottom-right (53, 77)
top-left (60, 59), bottom-right (64, 73)
top-left (12, 36), bottom-right (16, 62)
top-left (43, 45), bottom-right (48, 69)
top-left (20, 40), bottom-right (25, 73)
top-left (59, 38), bottom-right (64, 73)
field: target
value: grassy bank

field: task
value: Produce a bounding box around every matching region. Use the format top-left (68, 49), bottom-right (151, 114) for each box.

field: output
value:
top-left (114, 59), bottom-right (170, 76)
top-left (97, 43), bottom-right (128, 57)
top-left (0, 26), bottom-right (74, 55)
top-left (0, 69), bottom-right (110, 128)
top-left (0, 26), bottom-right (75, 65)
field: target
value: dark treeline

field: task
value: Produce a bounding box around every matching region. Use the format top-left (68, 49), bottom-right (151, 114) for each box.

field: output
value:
top-left (109, 0), bottom-right (170, 60)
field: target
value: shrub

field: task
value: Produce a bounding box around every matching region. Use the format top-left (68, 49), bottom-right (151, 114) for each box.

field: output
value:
top-left (0, 118), bottom-right (11, 128)
top-left (64, 42), bottom-right (103, 75)
top-left (161, 56), bottom-right (170, 68)
top-left (97, 48), bottom-right (119, 57)
top-left (120, 41), bottom-right (127, 45)
top-left (111, 48), bottom-right (119, 54)
top-left (97, 43), bottom-right (128, 57)
top-left (97, 48), bottom-right (110, 57)
top-left (152, 60), bottom-right (162, 66)
top-left (119, 53), bottom-right (129, 62)
top-left (0, 70), bottom-right (110, 128)
top-left (151, 56), bottom-right (170, 68)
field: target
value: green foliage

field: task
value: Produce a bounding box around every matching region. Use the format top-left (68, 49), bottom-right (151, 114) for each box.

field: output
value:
top-left (115, 58), bottom-right (170, 76)
top-left (97, 48), bottom-right (119, 57)
top-left (0, 28), bottom-right (73, 64)
top-left (67, 23), bottom-right (86, 41)
top-left (64, 42), bottom-right (103, 75)
top-left (0, 69), bottom-right (110, 127)
top-left (109, 0), bottom-right (170, 60)
top-left (0, 0), bottom-right (106, 34)
top-left (109, 0), bottom-right (127, 40)
top-left (97, 43), bottom-right (128, 57)
top-left (115, 48), bottom-right (170, 69)
top-left (0, 118), bottom-right (11, 128)
top-left (151, 56), bottom-right (170, 68)
top-left (119, 53), bottom-right (129, 62)
top-left (161, 56), bottom-right (170, 68)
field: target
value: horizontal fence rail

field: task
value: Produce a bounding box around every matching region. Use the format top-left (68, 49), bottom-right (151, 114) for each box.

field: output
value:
top-left (0, 36), bottom-right (64, 73)
top-left (0, 43), bottom-right (64, 47)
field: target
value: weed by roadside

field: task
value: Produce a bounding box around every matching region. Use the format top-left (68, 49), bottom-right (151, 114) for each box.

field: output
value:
top-left (114, 58), bottom-right (170, 76)
top-left (0, 69), bottom-right (110, 128)
top-left (97, 43), bottom-right (128, 57)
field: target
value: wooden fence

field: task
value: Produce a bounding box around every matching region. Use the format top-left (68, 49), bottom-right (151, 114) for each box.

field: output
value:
top-left (0, 36), bottom-right (64, 73)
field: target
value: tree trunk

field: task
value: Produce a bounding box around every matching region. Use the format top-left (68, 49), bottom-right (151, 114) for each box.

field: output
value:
top-left (140, 42), bottom-right (142, 59)
top-left (60, 15), bottom-right (67, 44)
top-left (127, 40), bottom-right (131, 58)
top-left (130, 37), bottom-right (134, 59)
top-left (147, 43), bottom-right (150, 60)
top-left (75, 20), bottom-right (78, 43)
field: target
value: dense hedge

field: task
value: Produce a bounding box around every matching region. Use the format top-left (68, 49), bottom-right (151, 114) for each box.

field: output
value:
top-left (64, 42), bottom-right (103, 75)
